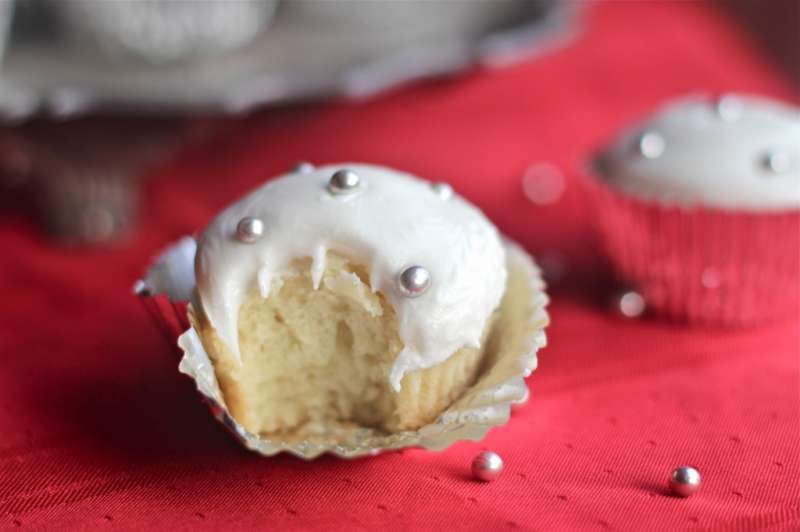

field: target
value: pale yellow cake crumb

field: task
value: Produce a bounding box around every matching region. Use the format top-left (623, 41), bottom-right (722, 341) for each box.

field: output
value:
top-left (196, 253), bottom-right (493, 437)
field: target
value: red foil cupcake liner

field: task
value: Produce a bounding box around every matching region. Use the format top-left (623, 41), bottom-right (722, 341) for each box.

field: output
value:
top-left (585, 176), bottom-right (800, 326)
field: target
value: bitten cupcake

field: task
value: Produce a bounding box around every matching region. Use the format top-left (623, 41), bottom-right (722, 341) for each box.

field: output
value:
top-left (587, 94), bottom-right (800, 326)
top-left (135, 163), bottom-right (549, 455)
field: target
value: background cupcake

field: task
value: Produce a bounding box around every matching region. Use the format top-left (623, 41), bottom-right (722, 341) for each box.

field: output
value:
top-left (586, 94), bottom-right (800, 326)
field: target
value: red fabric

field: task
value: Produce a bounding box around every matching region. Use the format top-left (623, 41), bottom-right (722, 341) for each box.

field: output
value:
top-left (139, 296), bottom-right (190, 348)
top-left (2, 2), bottom-right (799, 530)
top-left (585, 175), bottom-right (800, 326)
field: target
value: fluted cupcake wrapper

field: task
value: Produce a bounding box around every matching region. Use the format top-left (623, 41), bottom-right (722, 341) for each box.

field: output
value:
top-left (133, 236), bottom-right (196, 343)
top-left (134, 236), bottom-right (549, 459)
top-left (584, 175), bottom-right (800, 326)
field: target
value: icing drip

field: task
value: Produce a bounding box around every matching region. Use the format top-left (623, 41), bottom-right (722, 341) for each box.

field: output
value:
top-left (195, 163), bottom-right (507, 390)
top-left (257, 266), bottom-right (272, 298)
top-left (311, 245), bottom-right (327, 290)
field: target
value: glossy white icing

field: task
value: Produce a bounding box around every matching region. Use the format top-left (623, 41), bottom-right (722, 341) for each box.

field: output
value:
top-left (195, 163), bottom-right (507, 390)
top-left (596, 94), bottom-right (800, 210)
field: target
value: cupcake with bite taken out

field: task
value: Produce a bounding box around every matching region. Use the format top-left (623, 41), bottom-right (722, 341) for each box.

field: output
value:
top-left (137, 162), bottom-right (549, 457)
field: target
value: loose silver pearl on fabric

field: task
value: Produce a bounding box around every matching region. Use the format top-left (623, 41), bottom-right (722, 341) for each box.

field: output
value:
top-left (328, 169), bottom-right (361, 194)
top-left (669, 466), bottom-right (702, 497)
top-left (431, 182), bottom-right (453, 200)
top-left (714, 94), bottom-right (743, 122)
top-left (398, 266), bottom-right (431, 297)
top-left (761, 150), bottom-right (792, 174)
top-left (616, 290), bottom-right (646, 318)
top-left (521, 162), bottom-right (565, 206)
top-left (236, 216), bottom-right (264, 243)
top-left (637, 131), bottom-right (666, 159)
top-left (293, 162), bottom-right (315, 174)
top-left (472, 451), bottom-right (504, 482)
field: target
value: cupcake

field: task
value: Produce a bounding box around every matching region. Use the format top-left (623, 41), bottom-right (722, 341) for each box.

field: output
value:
top-left (137, 163), bottom-right (549, 455)
top-left (587, 94), bottom-right (800, 326)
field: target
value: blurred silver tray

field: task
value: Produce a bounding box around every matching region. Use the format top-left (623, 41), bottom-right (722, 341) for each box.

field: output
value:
top-left (0, 0), bottom-right (578, 121)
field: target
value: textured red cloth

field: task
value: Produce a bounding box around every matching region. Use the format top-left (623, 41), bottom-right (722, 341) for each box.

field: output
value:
top-left (2, 2), bottom-right (799, 531)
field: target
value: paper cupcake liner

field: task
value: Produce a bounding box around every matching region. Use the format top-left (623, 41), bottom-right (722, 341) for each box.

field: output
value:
top-left (133, 236), bottom-right (196, 350)
top-left (584, 175), bottom-right (800, 326)
top-left (134, 236), bottom-right (549, 459)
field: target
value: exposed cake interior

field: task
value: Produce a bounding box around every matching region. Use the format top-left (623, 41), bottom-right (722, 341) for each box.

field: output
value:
top-left (195, 252), bottom-right (492, 437)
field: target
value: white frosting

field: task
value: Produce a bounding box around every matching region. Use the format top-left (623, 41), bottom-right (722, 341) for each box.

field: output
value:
top-left (596, 94), bottom-right (800, 210)
top-left (195, 163), bottom-right (507, 390)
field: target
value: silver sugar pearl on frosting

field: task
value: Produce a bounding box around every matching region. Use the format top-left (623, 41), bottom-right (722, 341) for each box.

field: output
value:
top-left (431, 182), bottom-right (454, 200)
top-left (637, 131), bottom-right (666, 159)
top-left (293, 161), bottom-right (315, 174)
top-left (471, 451), bottom-right (504, 482)
top-left (714, 95), bottom-right (743, 122)
top-left (761, 149), bottom-right (792, 174)
top-left (328, 169), bottom-right (361, 194)
top-left (398, 266), bottom-right (431, 297)
top-left (669, 466), bottom-right (702, 497)
top-left (235, 216), bottom-right (264, 243)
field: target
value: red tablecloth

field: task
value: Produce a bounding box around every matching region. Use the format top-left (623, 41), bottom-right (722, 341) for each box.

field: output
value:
top-left (2, 2), bottom-right (799, 531)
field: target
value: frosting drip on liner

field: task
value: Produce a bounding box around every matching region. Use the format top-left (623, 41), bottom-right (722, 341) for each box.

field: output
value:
top-left (195, 163), bottom-right (507, 390)
top-left (596, 94), bottom-right (800, 210)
